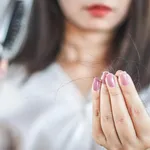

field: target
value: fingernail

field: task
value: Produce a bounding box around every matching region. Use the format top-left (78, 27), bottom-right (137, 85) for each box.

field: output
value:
top-left (116, 70), bottom-right (124, 75)
top-left (101, 71), bottom-right (109, 84)
top-left (119, 72), bottom-right (130, 86)
top-left (93, 77), bottom-right (101, 91)
top-left (106, 73), bottom-right (116, 87)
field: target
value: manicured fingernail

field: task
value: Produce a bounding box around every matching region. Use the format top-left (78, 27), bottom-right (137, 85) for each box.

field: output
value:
top-left (93, 77), bottom-right (101, 91)
top-left (119, 72), bottom-right (130, 86)
top-left (101, 71), bottom-right (109, 84)
top-left (106, 73), bottom-right (116, 87)
top-left (116, 70), bottom-right (123, 75)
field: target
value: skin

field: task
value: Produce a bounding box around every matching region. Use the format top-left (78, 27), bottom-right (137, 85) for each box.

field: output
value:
top-left (57, 0), bottom-right (131, 97)
top-left (59, 0), bottom-right (132, 31)
top-left (57, 0), bottom-right (150, 149)
top-left (92, 71), bottom-right (150, 149)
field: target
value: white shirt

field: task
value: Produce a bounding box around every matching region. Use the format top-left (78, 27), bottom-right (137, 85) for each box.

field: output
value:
top-left (0, 62), bottom-right (149, 150)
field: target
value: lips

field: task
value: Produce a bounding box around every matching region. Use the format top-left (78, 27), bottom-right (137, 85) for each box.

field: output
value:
top-left (86, 4), bottom-right (112, 17)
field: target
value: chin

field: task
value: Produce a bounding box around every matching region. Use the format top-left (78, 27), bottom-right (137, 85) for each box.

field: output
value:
top-left (73, 17), bottom-right (119, 32)
top-left (77, 20), bottom-right (117, 32)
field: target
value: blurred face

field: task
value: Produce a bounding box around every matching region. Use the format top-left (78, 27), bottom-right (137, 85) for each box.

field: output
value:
top-left (58, 0), bottom-right (132, 31)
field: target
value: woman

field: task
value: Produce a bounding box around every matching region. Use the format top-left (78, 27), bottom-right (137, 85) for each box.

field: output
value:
top-left (0, 0), bottom-right (150, 150)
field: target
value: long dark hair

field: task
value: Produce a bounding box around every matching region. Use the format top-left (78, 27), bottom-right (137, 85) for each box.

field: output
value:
top-left (12, 0), bottom-right (150, 92)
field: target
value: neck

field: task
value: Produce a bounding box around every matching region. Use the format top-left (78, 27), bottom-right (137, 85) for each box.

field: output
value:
top-left (58, 21), bottom-right (115, 67)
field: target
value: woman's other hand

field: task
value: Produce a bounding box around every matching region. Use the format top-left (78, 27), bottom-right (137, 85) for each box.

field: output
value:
top-left (0, 60), bottom-right (8, 78)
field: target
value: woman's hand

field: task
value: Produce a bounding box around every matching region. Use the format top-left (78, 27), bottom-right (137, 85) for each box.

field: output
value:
top-left (92, 70), bottom-right (150, 150)
top-left (0, 59), bottom-right (8, 77)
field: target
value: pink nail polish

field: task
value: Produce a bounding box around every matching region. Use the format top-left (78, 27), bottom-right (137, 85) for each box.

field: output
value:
top-left (101, 71), bottom-right (109, 84)
top-left (93, 77), bottom-right (101, 91)
top-left (106, 73), bottom-right (116, 87)
top-left (120, 72), bottom-right (129, 86)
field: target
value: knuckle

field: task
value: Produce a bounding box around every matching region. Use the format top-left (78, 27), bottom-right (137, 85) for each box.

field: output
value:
top-left (122, 88), bottom-right (131, 96)
top-left (109, 88), bottom-right (121, 97)
top-left (101, 113), bottom-right (113, 123)
top-left (107, 128), bottom-right (117, 139)
top-left (123, 88), bottom-right (139, 100)
top-left (101, 86), bottom-right (109, 95)
top-left (115, 115), bottom-right (126, 124)
top-left (93, 109), bottom-right (100, 117)
top-left (128, 106), bottom-right (142, 117)
top-left (94, 94), bottom-right (100, 101)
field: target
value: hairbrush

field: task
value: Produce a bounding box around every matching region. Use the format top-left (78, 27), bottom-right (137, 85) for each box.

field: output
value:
top-left (0, 0), bottom-right (33, 61)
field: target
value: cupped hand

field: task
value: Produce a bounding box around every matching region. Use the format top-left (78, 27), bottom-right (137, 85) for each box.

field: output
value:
top-left (92, 70), bottom-right (150, 150)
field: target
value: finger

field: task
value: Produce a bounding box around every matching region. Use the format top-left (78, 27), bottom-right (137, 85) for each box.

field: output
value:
top-left (118, 71), bottom-right (150, 136)
top-left (92, 77), bottom-right (106, 145)
top-left (0, 59), bottom-right (8, 90)
top-left (105, 73), bottom-right (137, 143)
top-left (0, 59), bottom-right (8, 77)
top-left (115, 70), bottom-right (124, 77)
top-left (100, 72), bottom-right (121, 146)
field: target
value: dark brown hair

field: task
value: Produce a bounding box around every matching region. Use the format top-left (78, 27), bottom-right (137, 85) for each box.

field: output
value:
top-left (12, 0), bottom-right (150, 92)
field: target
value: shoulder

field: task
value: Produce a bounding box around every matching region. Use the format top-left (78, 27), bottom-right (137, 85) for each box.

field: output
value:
top-left (5, 62), bottom-right (59, 90)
